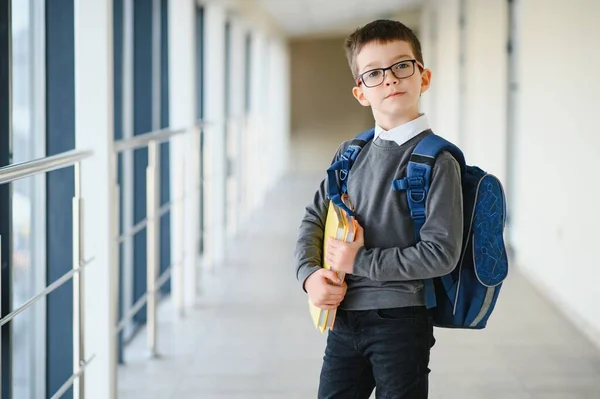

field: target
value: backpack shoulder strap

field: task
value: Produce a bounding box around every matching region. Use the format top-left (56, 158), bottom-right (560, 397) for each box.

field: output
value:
top-left (392, 134), bottom-right (465, 238)
top-left (392, 134), bottom-right (466, 309)
top-left (412, 134), bottom-right (466, 176)
top-left (327, 128), bottom-right (375, 216)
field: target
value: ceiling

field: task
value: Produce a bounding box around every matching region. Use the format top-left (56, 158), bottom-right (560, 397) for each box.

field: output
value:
top-left (256, 0), bottom-right (422, 38)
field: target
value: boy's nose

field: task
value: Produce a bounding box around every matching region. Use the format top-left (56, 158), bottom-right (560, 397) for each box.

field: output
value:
top-left (384, 71), bottom-right (398, 85)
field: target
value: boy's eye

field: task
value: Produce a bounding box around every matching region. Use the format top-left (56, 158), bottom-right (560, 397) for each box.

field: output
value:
top-left (394, 62), bottom-right (411, 70)
top-left (367, 70), bottom-right (383, 78)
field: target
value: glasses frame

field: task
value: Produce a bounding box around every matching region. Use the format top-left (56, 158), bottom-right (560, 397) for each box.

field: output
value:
top-left (357, 59), bottom-right (425, 88)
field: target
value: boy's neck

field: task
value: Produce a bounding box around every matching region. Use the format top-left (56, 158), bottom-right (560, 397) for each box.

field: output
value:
top-left (376, 110), bottom-right (421, 131)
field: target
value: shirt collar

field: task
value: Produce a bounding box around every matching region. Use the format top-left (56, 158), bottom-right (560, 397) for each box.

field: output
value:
top-left (374, 114), bottom-right (430, 147)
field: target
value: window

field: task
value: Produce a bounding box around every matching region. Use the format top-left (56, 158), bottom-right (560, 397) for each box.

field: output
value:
top-left (11, 0), bottom-right (46, 397)
top-left (196, 6), bottom-right (205, 253)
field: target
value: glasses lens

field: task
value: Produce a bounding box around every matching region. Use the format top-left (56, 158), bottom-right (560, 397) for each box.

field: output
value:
top-left (363, 69), bottom-right (384, 87)
top-left (391, 61), bottom-right (415, 79)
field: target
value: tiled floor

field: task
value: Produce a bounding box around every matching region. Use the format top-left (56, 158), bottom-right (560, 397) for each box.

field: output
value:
top-left (118, 174), bottom-right (600, 399)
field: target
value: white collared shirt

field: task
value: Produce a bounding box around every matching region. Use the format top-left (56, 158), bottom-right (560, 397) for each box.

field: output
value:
top-left (374, 114), bottom-right (431, 147)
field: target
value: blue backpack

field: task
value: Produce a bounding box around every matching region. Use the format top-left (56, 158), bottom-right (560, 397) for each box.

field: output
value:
top-left (326, 129), bottom-right (509, 329)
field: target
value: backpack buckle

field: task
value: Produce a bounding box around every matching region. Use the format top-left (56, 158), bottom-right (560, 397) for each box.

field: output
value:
top-left (338, 145), bottom-right (361, 181)
top-left (409, 189), bottom-right (426, 203)
top-left (407, 176), bottom-right (424, 188)
top-left (392, 176), bottom-right (425, 192)
top-left (410, 209), bottom-right (426, 220)
top-left (343, 145), bottom-right (361, 162)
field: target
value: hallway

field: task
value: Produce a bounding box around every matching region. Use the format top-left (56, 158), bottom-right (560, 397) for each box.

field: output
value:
top-left (4, 0), bottom-right (600, 396)
top-left (118, 174), bottom-right (600, 399)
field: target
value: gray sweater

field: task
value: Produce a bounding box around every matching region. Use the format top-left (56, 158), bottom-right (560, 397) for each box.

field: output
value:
top-left (294, 130), bottom-right (464, 310)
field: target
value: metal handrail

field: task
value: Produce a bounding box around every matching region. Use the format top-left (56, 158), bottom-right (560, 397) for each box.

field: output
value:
top-left (0, 149), bottom-right (93, 184)
top-left (112, 123), bottom-right (203, 358)
top-left (155, 266), bottom-right (172, 292)
top-left (115, 196), bottom-right (181, 244)
top-left (113, 125), bottom-right (191, 349)
top-left (0, 148), bottom-right (94, 399)
top-left (117, 217), bottom-right (149, 244)
top-left (0, 257), bottom-right (95, 328)
top-left (50, 355), bottom-right (96, 399)
top-left (114, 126), bottom-right (191, 153)
top-left (116, 293), bottom-right (148, 334)
top-left (116, 263), bottom-right (175, 334)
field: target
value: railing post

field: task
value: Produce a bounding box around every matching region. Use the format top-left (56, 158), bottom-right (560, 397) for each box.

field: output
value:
top-left (121, 0), bottom-right (135, 342)
top-left (110, 174), bottom-right (120, 398)
top-left (73, 162), bottom-right (85, 398)
top-left (192, 126), bottom-right (202, 296)
top-left (175, 136), bottom-right (185, 317)
top-left (0, 235), bottom-right (2, 399)
top-left (146, 140), bottom-right (160, 357)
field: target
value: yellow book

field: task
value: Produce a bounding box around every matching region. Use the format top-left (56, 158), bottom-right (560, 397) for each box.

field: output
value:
top-left (309, 195), bottom-right (357, 333)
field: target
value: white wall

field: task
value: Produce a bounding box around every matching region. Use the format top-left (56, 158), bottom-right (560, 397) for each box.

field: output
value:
top-left (514, 0), bottom-right (600, 348)
top-left (243, 32), bottom-right (290, 212)
top-left (462, 0), bottom-right (507, 184)
top-left (225, 16), bottom-right (246, 238)
top-left (203, 2), bottom-right (227, 265)
top-left (422, 0), bottom-right (600, 349)
top-left (245, 30), bottom-right (268, 216)
top-left (267, 38), bottom-right (291, 184)
top-left (418, 2), bottom-right (436, 122)
top-left (198, 0), bottom-right (290, 234)
top-left (421, 0), bottom-right (508, 218)
top-left (169, 0), bottom-right (198, 309)
top-left (427, 0), bottom-right (461, 144)
top-left (74, 0), bottom-right (118, 396)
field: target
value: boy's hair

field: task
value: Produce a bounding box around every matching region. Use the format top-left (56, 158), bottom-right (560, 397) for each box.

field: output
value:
top-left (344, 19), bottom-right (424, 80)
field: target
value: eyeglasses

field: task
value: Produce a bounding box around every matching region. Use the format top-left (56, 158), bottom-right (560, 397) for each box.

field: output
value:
top-left (357, 59), bottom-right (424, 88)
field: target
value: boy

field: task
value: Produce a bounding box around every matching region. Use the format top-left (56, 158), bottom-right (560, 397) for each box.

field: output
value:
top-left (294, 19), bottom-right (464, 398)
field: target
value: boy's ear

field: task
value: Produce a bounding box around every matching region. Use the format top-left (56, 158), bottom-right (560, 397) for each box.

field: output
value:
top-left (420, 68), bottom-right (432, 94)
top-left (352, 85), bottom-right (371, 107)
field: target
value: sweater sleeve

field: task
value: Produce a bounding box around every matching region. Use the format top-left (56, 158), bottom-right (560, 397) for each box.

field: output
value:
top-left (294, 146), bottom-right (345, 290)
top-left (352, 152), bottom-right (464, 282)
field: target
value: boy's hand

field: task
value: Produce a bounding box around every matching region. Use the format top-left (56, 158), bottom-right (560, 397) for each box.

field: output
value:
top-left (305, 269), bottom-right (348, 310)
top-left (325, 223), bottom-right (365, 275)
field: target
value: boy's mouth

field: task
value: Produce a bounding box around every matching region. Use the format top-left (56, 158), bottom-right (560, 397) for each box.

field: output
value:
top-left (385, 91), bottom-right (406, 99)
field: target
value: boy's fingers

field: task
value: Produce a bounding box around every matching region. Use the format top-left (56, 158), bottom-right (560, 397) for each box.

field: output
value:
top-left (323, 290), bottom-right (344, 299)
top-left (321, 269), bottom-right (342, 284)
top-left (324, 255), bottom-right (335, 269)
top-left (325, 248), bottom-right (336, 261)
top-left (327, 283), bottom-right (346, 295)
top-left (327, 238), bottom-right (340, 248)
top-left (355, 223), bottom-right (364, 241)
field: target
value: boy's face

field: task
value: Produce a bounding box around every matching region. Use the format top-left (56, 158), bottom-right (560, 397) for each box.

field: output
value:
top-left (352, 40), bottom-right (432, 129)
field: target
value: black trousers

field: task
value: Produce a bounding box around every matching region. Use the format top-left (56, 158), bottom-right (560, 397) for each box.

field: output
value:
top-left (318, 306), bottom-right (435, 399)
